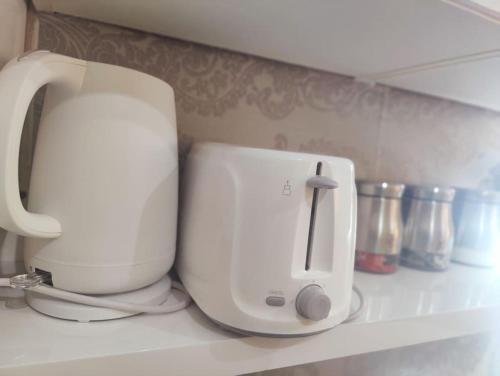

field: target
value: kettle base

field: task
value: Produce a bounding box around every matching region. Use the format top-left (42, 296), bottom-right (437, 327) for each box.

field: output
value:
top-left (25, 275), bottom-right (172, 322)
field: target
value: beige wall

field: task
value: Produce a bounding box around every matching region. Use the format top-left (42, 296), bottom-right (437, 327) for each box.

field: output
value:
top-left (36, 13), bottom-right (500, 191)
top-left (0, 0), bottom-right (26, 67)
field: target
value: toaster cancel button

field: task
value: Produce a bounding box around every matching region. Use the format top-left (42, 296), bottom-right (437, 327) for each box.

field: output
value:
top-left (266, 296), bottom-right (285, 307)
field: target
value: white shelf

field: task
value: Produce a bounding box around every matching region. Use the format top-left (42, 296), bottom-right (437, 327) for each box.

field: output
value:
top-left (1, 263), bottom-right (500, 376)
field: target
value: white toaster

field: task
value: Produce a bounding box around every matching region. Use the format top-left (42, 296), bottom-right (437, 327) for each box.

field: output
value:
top-left (177, 142), bottom-right (356, 336)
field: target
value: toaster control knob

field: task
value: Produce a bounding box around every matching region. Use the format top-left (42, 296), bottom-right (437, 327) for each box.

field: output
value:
top-left (296, 285), bottom-right (331, 321)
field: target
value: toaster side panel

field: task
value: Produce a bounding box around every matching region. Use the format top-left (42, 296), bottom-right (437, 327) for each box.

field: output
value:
top-left (177, 145), bottom-right (238, 311)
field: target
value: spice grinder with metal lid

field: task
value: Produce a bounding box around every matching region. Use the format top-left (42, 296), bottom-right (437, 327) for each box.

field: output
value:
top-left (401, 186), bottom-right (456, 271)
top-left (355, 182), bottom-right (405, 274)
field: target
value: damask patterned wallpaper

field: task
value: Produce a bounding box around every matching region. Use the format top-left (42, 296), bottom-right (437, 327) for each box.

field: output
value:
top-left (35, 13), bottom-right (500, 190)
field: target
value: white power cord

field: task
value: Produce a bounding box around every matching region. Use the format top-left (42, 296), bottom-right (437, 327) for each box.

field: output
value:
top-left (0, 273), bottom-right (191, 314)
top-left (1, 274), bottom-right (362, 323)
top-left (344, 284), bottom-right (364, 323)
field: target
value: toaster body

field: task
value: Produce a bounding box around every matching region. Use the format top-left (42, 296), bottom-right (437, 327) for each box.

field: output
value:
top-left (178, 142), bottom-right (356, 336)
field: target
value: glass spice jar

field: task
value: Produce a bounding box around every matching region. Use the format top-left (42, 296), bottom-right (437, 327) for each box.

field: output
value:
top-left (401, 186), bottom-right (455, 271)
top-left (355, 182), bottom-right (405, 273)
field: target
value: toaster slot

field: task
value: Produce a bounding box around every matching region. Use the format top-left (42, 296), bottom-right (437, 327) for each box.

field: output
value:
top-left (305, 163), bottom-right (338, 271)
top-left (305, 162), bottom-right (322, 270)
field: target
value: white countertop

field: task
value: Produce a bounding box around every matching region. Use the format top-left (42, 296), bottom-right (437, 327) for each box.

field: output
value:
top-left (1, 263), bottom-right (500, 376)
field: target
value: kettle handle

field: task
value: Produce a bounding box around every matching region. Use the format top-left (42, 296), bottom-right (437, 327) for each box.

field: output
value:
top-left (0, 51), bottom-right (86, 238)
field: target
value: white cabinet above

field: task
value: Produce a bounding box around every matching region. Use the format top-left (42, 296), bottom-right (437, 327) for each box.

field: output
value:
top-left (31, 0), bottom-right (500, 76)
top-left (33, 0), bottom-right (500, 112)
top-left (371, 52), bottom-right (500, 111)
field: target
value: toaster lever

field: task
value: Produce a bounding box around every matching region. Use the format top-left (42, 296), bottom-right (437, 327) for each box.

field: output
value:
top-left (307, 176), bottom-right (338, 190)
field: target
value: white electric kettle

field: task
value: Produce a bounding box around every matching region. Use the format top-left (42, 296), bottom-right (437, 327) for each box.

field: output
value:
top-left (0, 51), bottom-right (181, 318)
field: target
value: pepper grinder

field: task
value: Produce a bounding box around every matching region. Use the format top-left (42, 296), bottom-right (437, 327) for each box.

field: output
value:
top-left (401, 186), bottom-right (455, 271)
top-left (355, 181), bottom-right (405, 273)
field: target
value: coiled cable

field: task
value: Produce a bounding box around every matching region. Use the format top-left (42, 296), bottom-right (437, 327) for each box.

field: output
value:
top-left (0, 273), bottom-right (190, 314)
